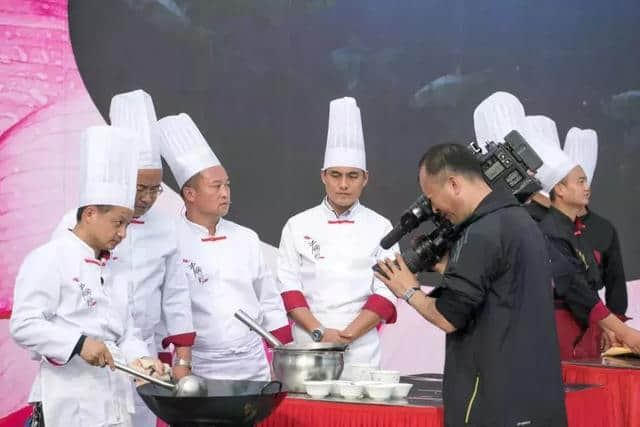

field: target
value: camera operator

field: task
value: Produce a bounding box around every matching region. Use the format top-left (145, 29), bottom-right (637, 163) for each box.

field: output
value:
top-left (376, 144), bottom-right (567, 427)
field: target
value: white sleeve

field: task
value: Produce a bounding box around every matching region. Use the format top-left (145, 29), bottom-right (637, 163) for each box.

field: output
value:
top-left (254, 240), bottom-right (289, 332)
top-left (118, 278), bottom-right (151, 362)
top-left (372, 223), bottom-right (400, 304)
top-left (276, 222), bottom-right (303, 294)
top-left (10, 249), bottom-right (84, 364)
top-left (161, 247), bottom-right (194, 337)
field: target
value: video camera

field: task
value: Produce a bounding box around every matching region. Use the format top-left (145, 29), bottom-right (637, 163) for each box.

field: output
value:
top-left (374, 130), bottom-right (543, 275)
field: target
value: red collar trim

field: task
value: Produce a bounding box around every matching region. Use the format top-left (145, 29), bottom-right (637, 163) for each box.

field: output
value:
top-left (574, 218), bottom-right (586, 236)
top-left (201, 236), bottom-right (227, 242)
top-left (131, 219), bottom-right (145, 224)
top-left (84, 258), bottom-right (104, 266)
top-left (327, 220), bottom-right (355, 224)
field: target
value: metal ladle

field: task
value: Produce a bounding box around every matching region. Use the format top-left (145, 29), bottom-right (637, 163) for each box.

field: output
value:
top-left (114, 362), bottom-right (208, 397)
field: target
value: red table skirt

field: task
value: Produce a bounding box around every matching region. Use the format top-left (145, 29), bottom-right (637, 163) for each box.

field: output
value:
top-left (258, 398), bottom-right (444, 427)
top-left (259, 386), bottom-right (610, 427)
top-left (1, 385), bottom-right (611, 427)
top-left (563, 362), bottom-right (640, 427)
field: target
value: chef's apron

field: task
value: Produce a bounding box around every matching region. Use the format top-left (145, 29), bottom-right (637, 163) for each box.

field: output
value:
top-left (39, 343), bottom-right (135, 427)
top-left (192, 334), bottom-right (270, 381)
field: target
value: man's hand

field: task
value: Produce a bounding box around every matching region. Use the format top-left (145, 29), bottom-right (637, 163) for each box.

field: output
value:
top-left (80, 337), bottom-right (114, 369)
top-left (131, 357), bottom-right (167, 386)
top-left (600, 327), bottom-right (621, 352)
top-left (374, 254), bottom-right (419, 299)
top-left (618, 326), bottom-right (640, 354)
top-left (172, 365), bottom-right (191, 380)
top-left (321, 328), bottom-right (351, 344)
top-left (432, 253), bottom-right (449, 274)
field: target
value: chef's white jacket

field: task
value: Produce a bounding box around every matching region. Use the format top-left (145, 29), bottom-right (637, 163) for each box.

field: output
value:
top-left (277, 199), bottom-right (399, 369)
top-left (52, 205), bottom-right (196, 353)
top-left (11, 231), bottom-right (149, 427)
top-left (176, 212), bottom-right (290, 380)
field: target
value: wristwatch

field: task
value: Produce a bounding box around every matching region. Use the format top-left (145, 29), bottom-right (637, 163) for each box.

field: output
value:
top-left (402, 287), bottom-right (420, 303)
top-left (175, 358), bottom-right (192, 369)
top-left (311, 326), bottom-right (326, 342)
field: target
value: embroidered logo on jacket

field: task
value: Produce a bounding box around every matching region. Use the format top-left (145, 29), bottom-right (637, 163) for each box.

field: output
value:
top-left (72, 277), bottom-right (97, 308)
top-left (303, 236), bottom-right (325, 260)
top-left (182, 259), bottom-right (209, 284)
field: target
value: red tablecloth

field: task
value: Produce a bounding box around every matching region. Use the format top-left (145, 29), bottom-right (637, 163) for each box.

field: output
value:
top-left (563, 362), bottom-right (640, 427)
top-left (258, 386), bottom-right (611, 427)
top-left (258, 398), bottom-right (444, 427)
top-left (1, 385), bottom-right (611, 427)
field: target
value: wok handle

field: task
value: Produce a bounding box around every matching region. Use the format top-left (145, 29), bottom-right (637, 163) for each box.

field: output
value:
top-left (260, 380), bottom-right (284, 395)
top-left (234, 309), bottom-right (283, 348)
top-left (114, 361), bottom-right (176, 392)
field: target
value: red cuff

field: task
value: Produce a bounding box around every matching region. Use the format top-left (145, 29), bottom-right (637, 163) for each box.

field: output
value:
top-left (589, 300), bottom-right (611, 325)
top-left (363, 294), bottom-right (397, 324)
top-left (281, 291), bottom-right (309, 312)
top-left (615, 313), bottom-right (631, 322)
top-left (45, 357), bottom-right (65, 366)
top-left (162, 332), bottom-right (196, 349)
top-left (269, 324), bottom-right (293, 346)
top-left (157, 352), bottom-right (173, 365)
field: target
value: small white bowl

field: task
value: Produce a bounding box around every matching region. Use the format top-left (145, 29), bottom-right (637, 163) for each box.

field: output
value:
top-left (330, 380), bottom-right (352, 396)
top-left (354, 381), bottom-right (383, 397)
top-left (303, 380), bottom-right (332, 398)
top-left (371, 370), bottom-right (401, 384)
top-left (391, 383), bottom-right (413, 399)
top-left (347, 363), bottom-right (376, 381)
top-left (339, 382), bottom-right (364, 400)
top-left (364, 383), bottom-right (395, 401)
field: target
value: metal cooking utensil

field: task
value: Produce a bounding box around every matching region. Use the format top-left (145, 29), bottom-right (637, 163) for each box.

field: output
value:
top-left (234, 309), bottom-right (347, 351)
top-left (114, 362), bottom-right (208, 397)
top-left (234, 309), bottom-right (346, 392)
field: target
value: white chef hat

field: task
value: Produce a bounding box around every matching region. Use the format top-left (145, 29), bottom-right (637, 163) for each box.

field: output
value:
top-left (523, 115), bottom-right (561, 151)
top-left (473, 91), bottom-right (526, 148)
top-left (564, 127), bottom-right (598, 185)
top-left (523, 115), bottom-right (578, 195)
top-left (109, 89), bottom-right (161, 169)
top-left (156, 113), bottom-right (221, 188)
top-left (78, 126), bottom-right (138, 210)
top-left (322, 97), bottom-right (366, 171)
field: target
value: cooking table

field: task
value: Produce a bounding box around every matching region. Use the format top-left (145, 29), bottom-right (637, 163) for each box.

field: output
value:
top-left (257, 373), bottom-right (612, 427)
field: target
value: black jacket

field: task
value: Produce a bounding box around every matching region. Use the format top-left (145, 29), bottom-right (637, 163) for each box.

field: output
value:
top-left (580, 209), bottom-right (627, 315)
top-left (432, 190), bottom-right (567, 427)
top-left (526, 202), bottom-right (627, 316)
top-left (538, 207), bottom-right (603, 327)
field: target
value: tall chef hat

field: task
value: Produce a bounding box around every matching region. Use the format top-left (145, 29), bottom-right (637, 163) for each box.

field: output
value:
top-left (156, 113), bottom-right (221, 188)
top-left (473, 91), bottom-right (526, 148)
top-left (78, 126), bottom-right (138, 210)
top-left (564, 127), bottom-right (598, 185)
top-left (322, 97), bottom-right (367, 171)
top-left (523, 116), bottom-right (578, 194)
top-left (109, 89), bottom-right (161, 169)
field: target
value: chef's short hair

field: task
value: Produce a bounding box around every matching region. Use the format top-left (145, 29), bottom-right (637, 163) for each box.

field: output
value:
top-left (76, 205), bottom-right (112, 222)
top-left (419, 143), bottom-right (483, 181)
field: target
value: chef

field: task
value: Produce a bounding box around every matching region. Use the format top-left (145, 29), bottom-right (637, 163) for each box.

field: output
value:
top-left (276, 97), bottom-right (398, 371)
top-left (564, 128), bottom-right (628, 321)
top-left (11, 126), bottom-right (164, 427)
top-left (51, 90), bottom-right (195, 426)
top-left (156, 113), bottom-right (291, 380)
top-left (523, 117), bottom-right (640, 357)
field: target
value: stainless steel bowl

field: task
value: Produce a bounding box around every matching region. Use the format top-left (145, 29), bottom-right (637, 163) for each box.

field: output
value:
top-left (272, 348), bottom-right (344, 393)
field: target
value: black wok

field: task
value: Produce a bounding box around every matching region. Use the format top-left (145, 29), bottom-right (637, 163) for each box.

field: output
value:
top-left (137, 379), bottom-right (286, 427)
